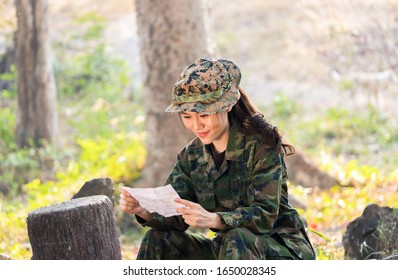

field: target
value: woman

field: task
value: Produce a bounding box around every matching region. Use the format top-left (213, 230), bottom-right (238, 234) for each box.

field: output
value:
top-left (119, 58), bottom-right (316, 260)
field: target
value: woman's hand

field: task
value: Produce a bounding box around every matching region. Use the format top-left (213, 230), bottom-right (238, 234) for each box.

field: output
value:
top-left (175, 198), bottom-right (225, 230)
top-left (119, 187), bottom-right (153, 221)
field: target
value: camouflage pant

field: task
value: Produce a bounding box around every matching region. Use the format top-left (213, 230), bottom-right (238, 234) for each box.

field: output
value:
top-left (136, 227), bottom-right (315, 260)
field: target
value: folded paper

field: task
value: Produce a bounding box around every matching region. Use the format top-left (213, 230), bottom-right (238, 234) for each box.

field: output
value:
top-left (124, 184), bottom-right (182, 217)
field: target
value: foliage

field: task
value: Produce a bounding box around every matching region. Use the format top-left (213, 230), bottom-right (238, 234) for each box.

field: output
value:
top-left (292, 168), bottom-right (398, 260)
top-left (0, 128), bottom-right (146, 259)
top-left (0, 64), bottom-right (17, 101)
top-left (0, 11), bottom-right (146, 259)
top-left (53, 12), bottom-right (132, 100)
top-left (264, 92), bottom-right (398, 260)
top-left (264, 93), bottom-right (398, 176)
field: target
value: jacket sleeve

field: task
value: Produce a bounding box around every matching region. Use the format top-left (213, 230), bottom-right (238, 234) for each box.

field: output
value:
top-left (136, 150), bottom-right (197, 231)
top-left (216, 146), bottom-right (283, 234)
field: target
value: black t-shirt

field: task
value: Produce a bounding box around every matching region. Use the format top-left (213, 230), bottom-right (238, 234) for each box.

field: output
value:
top-left (210, 145), bottom-right (225, 170)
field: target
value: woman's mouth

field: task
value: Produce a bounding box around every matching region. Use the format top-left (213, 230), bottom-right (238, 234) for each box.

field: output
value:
top-left (197, 131), bottom-right (209, 138)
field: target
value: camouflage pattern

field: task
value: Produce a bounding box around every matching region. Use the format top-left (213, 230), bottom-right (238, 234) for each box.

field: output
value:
top-left (136, 122), bottom-right (316, 260)
top-left (165, 58), bottom-right (241, 114)
top-left (137, 228), bottom-right (313, 260)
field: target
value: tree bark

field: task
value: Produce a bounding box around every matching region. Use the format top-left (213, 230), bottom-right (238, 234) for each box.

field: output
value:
top-left (15, 0), bottom-right (58, 147)
top-left (134, 0), bottom-right (211, 188)
top-left (27, 195), bottom-right (121, 260)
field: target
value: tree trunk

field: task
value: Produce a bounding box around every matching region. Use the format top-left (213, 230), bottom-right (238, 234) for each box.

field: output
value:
top-left (15, 0), bottom-right (58, 148)
top-left (27, 195), bottom-right (121, 260)
top-left (134, 0), bottom-right (211, 188)
top-left (134, 0), bottom-right (339, 190)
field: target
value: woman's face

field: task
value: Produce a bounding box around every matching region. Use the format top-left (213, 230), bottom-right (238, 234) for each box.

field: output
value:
top-left (180, 110), bottom-right (230, 152)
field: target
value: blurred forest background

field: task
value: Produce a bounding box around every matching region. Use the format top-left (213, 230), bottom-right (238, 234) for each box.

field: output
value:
top-left (0, 0), bottom-right (397, 260)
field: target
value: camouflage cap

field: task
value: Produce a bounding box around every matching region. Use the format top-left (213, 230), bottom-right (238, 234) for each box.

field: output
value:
top-left (165, 58), bottom-right (241, 114)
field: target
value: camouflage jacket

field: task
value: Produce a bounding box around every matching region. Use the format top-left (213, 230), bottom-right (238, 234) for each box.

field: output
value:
top-left (139, 122), bottom-right (306, 235)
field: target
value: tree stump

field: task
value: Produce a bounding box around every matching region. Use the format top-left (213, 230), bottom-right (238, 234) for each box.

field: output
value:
top-left (27, 195), bottom-right (121, 260)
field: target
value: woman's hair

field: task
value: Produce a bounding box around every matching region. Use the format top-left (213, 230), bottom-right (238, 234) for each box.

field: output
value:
top-left (228, 87), bottom-right (295, 156)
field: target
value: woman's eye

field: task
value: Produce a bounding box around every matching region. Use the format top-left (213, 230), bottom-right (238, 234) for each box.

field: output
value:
top-left (182, 115), bottom-right (191, 119)
top-left (200, 115), bottom-right (209, 118)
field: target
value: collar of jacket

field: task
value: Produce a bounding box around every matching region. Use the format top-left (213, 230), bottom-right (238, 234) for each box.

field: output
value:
top-left (197, 121), bottom-right (245, 167)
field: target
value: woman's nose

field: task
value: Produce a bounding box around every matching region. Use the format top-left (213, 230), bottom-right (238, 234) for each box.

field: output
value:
top-left (192, 117), bottom-right (204, 130)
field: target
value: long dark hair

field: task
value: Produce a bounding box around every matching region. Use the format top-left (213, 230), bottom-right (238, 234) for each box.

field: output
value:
top-left (228, 87), bottom-right (295, 156)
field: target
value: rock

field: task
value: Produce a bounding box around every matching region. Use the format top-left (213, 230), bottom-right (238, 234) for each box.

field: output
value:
top-left (72, 177), bottom-right (115, 205)
top-left (342, 203), bottom-right (398, 259)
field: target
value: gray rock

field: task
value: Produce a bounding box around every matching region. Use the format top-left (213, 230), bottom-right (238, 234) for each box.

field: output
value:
top-left (342, 204), bottom-right (398, 259)
top-left (72, 178), bottom-right (115, 205)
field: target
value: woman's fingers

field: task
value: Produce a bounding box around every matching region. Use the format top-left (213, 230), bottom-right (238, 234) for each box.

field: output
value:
top-left (120, 187), bottom-right (130, 195)
top-left (174, 198), bottom-right (199, 208)
top-left (175, 198), bottom-right (208, 218)
top-left (119, 187), bottom-right (143, 215)
top-left (175, 199), bottom-right (197, 215)
top-left (120, 187), bottom-right (139, 204)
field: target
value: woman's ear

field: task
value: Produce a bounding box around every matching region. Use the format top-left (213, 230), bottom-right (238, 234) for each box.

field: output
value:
top-left (226, 106), bottom-right (233, 112)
